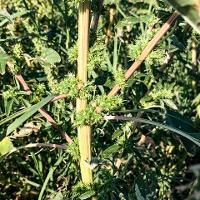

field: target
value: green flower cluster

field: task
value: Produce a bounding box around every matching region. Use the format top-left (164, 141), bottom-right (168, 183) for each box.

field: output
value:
top-left (2, 88), bottom-right (17, 99)
top-left (94, 95), bottom-right (123, 112)
top-left (75, 107), bottom-right (103, 126)
top-left (55, 74), bottom-right (78, 98)
top-left (88, 40), bottom-right (109, 74)
top-left (112, 68), bottom-right (126, 88)
top-left (149, 83), bottom-right (175, 100)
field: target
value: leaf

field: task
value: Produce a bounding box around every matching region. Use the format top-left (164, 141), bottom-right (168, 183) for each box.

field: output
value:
top-left (38, 156), bottom-right (63, 200)
top-left (79, 190), bottom-right (96, 200)
top-left (7, 95), bottom-right (54, 135)
top-left (193, 93), bottom-right (200, 105)
top-left (106, 116), bottom-right (200, 147)
top-left (0, 10), bottom-right (30, 27)
top-left (0, 47), bottom-right (9, 75)
top-left (112, 129), bottom-right (122, 140)
top-left (5, 99), bottom-right (14, 115)
top-left (0, 137), bottom-right (14, 156)
top-left (197, 105), bottom-right (200, 118)
top-left (135, 184), bottom-right (145, 200)
top-left (0, 10), bottom-right (13, 22)
top-left (0, 108), bottom-right (28, 126)
top-left (165, 110), bottom-right (199, 155)
top-left (40, 48), bottom-right (61, 65)
top-left (165, 0), bottom-right (200, 34)
top-left (52, 192), bottom-right (63, 200)
top-left (134, 172), bottom-right (157, 200)
top-left (116, 14), bottom-right (154, 28)
top-left (101, 144), bottom-right (121, 158)
top-left (162, 99), bottom-right (178, 110)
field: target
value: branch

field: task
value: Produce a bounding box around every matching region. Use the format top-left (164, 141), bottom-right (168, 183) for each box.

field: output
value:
top-left (13, 72), bottom-right (73, 144)
top-left (8, 143), bottom-right (67, 155)
top-left (107, 12), bottom-right (179, 97)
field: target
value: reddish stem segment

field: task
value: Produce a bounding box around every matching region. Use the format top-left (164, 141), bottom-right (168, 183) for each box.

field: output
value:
top-left (15, 74), bottom-right (32, 95)
top-left (108, 12), bottom-right (179, 97)
top-left (15, 74), bottom-right (73, 144)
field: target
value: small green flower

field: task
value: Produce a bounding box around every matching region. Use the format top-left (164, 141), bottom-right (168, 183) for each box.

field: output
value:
top-left (13, 44), bottom-right (22, 59)
top-left (94, 95), bottom-right (123, 112)
top-left (75, 107), bottom-right (103, 126)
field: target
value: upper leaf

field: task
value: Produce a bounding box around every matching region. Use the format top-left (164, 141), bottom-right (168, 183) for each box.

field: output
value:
top-left (0, 47), bottom-right (9, 75)
top-left (6, 95), bottom-right (54, 135)
top-left (165, 0), bottom-right (200, 34)
top-left (40, 48), bottom-right (61, 65)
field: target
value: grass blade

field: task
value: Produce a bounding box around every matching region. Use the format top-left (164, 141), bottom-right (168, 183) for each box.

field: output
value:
top-left (105, 116), bottom-right (200, 147)
top-left (0, 10), bottom-right (31, 27)
top-left (165, 0), bottom-right (200, 34)
top-left (38, 156), bottom-right (63, 200)
top-left (0, 108), bottom-right (28, 126)
top-left (6, 95), bottom-right (54, 135)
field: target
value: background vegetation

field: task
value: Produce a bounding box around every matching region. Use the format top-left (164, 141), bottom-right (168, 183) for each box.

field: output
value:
top-left (0, 0), bottom-right (200, 199)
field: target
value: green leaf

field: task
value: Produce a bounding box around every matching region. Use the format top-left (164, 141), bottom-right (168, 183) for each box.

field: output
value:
top-left (0, 47), bottom-right (9, 75)
top-left (193, 93), bottom-right (200, 105)
top-left (0, 108), bottom-right (28, 126)
top-left (0, 10), bottom-right (30, 27)
top-left (38, 156), bottom-right (63, 200)
top-left (112, 129), bottom-right (122, 140)
top-left (135, 184), bottom-right (145, 200)
top-left (6, 95), bottom-right (54, 135)
top-left (53, 192), bottom-right (63, 200)
top-left (197, 104), bottom-right (200, 118)
top-left (134, 172), bottom-right (157, 200)
top-left (5, 99), bottom-right (14, 115)
top-left (106, 116), bottom-right (200, 147)
top-left (0, 10), bottom-right (13, 23)
top-left (40, 48), bottom-right (61, 65)
top-left (165, 110), bottom-right (199, 155)
top-left (165, 110), bottom-right (197, 134)
top-left (79, 190), bottom-right (96, 200)
top-left (162, 99), bottom-right (178, 110)
top-left (165, 0), bottom-right (200, 34)
top-left (0, 137), bottom-right (14, 156)
top-left (102, 144), bottom-right (121, 158)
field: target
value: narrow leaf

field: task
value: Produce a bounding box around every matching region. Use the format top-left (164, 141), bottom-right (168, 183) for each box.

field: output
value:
top-left (79, 190), bottom-right (96, 200)
top-left (5, 99), bottom-right (14, 115)
top-left (7, 95), bottom-right (54, 135)
top-left (105, 116), bottom-right (200, 147)
top-left (0, 10), bottom-right (13, 22)
top-left (102, 144), bottom-right (120, 158)
top-left (0, 108), bottom-right (28, 126)
top-left (0, 47), bottom-right (9, 75)
top-left (165, 0), bottom-right (200, 34)
top-left (0, 10), bottom-right (30, 27)
top-left (162, 99), bottom-right (178, 110)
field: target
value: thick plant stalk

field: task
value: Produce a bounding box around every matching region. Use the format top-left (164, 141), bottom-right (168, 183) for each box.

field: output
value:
top-left (35, 12), bottom-right (179, 106)
top-left (15, 74), bottom-right (32, 95)
top-left (77, 1), bottom-right (92, 184)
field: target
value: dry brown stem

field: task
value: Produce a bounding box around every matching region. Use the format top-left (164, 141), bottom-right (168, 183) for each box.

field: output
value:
top-left (108, 12), bottom-right (179, 97)
top-left (13, 73), bottom-right (73, 144)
